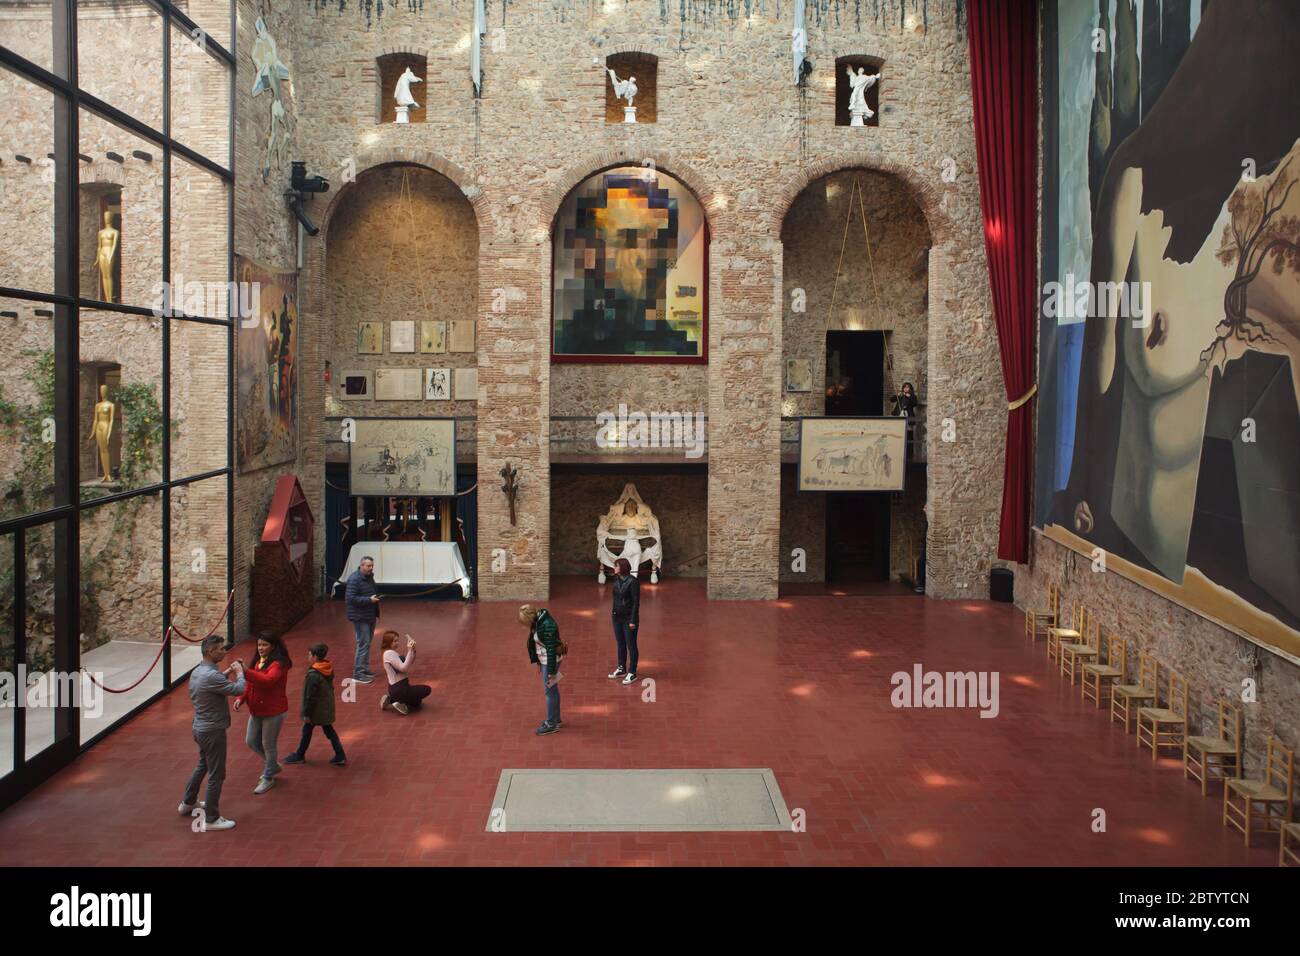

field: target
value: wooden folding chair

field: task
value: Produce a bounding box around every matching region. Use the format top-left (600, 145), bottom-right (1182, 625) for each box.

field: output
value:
top-left (1137, 670), bottom-right (1188, 760)
top-left (1047, 602), bottom-right (1088, 665)
top-left (1111, 652), bottom-right (1158, 734)
top-left (1025, 582), bottom-right (1060, 643)
top-left (1223, 737), bottom-right (1294, 847)
top-left (1081, 632), bottom-right (1126, 708)
top-left (1281, 822), bottom-right (1300, 867)
top-left (1184, 699), bottom-right (1241, 797)
top-left (1060, 615), bottom-right (1101, 685)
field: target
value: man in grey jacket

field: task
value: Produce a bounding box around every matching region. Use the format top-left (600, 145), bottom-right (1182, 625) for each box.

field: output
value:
top-left (178, 634), bottom-right (245, 831)
top-left (344, 555), bottom-right (381, 683)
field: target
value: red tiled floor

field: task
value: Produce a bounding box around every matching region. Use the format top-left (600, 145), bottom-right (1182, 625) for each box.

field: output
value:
top-left (0, 577), bottom-right (1279, 865)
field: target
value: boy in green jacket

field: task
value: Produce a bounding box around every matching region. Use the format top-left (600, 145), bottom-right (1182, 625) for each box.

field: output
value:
top-left (283, 643), bottom-right (347, 766)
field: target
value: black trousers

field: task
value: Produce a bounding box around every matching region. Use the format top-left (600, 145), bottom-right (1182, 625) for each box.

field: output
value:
top-left (293, 722), bottom-right (345, 759)
top-left (388, 678), bottom-right (432, 709)
top-left (613, 619), bottom-right (639, 672)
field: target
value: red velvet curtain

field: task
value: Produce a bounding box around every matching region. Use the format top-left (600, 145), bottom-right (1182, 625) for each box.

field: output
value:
top-left (967, 0), bottom-right (1038, 564)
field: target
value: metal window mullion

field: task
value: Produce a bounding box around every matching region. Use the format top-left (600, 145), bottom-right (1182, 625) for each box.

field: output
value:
top-left (12, 528), bottom-right (27, 768)
top-left (161, 3), bottom-right (172, 686)
top-left (225, 0), bottom-right (235, 650)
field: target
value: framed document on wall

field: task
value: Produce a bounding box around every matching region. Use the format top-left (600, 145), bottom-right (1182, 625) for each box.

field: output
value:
top-left (798, 417), bottom-right (907, 492)
top-left (348, 417), bottom-right (456, 497)
top-left (375, 367), bottom-right (423, 401)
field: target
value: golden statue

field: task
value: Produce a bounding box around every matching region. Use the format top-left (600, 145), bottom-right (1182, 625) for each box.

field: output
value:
top-left (96, 211), bottom-right (120, 303)
top-left (85, 384), bottom-right (115, 483)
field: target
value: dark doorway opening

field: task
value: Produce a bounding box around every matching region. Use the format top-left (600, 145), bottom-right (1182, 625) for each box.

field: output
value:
top-left (824, 330), bottom-right (889, 582)
top-left (825, 330), bottom-right (884, 416)
top-left (826, 492), bottom-right (890, 583)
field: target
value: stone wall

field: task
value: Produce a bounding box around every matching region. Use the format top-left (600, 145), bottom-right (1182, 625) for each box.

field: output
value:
top-left (287, 0), bottom-right (1000, 602)
top-left (1020, 533), bottom-right (1300, 777)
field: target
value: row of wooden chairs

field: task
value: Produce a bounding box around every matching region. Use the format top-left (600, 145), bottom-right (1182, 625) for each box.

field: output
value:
top-left (1026, 583), bottom-right (1296, 865)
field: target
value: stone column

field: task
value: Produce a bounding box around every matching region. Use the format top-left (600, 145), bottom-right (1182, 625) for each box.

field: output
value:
top-left (475, 234), bottom-right (550, 602)
top-left (706, 218), bottom-right (783, 600)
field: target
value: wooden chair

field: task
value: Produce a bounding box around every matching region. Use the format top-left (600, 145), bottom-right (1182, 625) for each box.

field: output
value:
top-left (1025, 582), bottom-right (1060, 643)
top-left (1184, 699), bottom-right (1241, 797)
top-left (1060, 615), bottom-right (1101, 685)
top-left (1047, 602), bottom-right (1088, 665)
top-left (1281, 822), bottom-right (1300, 867)
top-left (1081, 632), bottom-right (1126, 708)
top-left (1223, 737), bottom-right (1295, 847)
top-left (1137, 671), bottom-right (1188, 760)
top-left (1111, 652), bottom-right (1158, 734)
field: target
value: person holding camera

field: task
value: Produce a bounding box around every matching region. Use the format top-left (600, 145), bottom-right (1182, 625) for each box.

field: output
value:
top-left (379, 630), bottom-right (432, 716)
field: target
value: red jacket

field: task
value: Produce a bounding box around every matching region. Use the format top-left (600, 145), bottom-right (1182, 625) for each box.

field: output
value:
top-left (238, 658), bottom-right (289, 717)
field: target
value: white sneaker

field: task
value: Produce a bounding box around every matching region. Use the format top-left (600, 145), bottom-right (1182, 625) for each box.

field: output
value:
top-left (607, 665), bottom-right (625, 679)
top-left (254, 776), bottom-right (276, 795)
top-left (392, 701), bottom-right (410, 715)
top-left (621, 672), bottom-right (637, 685)
top-left (379, 693), bottom-right (390, 711)
top-left (204, 816), bottom-right (236, 831)
top-left (177, 800), bottom-right (206, 815)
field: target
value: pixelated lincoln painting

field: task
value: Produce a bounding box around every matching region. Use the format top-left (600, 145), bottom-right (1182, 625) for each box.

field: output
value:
top-left (552, 167), bottom-right (706, 361)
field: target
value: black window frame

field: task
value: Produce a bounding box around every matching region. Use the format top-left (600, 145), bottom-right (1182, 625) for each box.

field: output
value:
top-left (0, 0), bottom-right (236, 812)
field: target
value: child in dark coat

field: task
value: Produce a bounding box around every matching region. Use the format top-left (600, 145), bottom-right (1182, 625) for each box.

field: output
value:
top-left (283, 643), bottom-right (347, 766)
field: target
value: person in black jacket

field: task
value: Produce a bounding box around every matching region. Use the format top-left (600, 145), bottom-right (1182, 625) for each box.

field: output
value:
top-left (344, 556), bottom-right (381, 684)
top-left (607, 557), bottom-right (641, 685)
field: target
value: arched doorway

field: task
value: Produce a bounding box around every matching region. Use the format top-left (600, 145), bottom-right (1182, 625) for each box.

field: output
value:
top-left (779, 168), bottom-right (931, 593)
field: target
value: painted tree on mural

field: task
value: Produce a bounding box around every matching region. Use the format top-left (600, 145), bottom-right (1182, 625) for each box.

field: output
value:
top-left (1205, 157), bottom-right (1300, 369)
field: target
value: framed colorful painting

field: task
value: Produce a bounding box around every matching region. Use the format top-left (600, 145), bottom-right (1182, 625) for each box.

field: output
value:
top-left (235, 254), bottom-right (298, 473)
top-left (552, 165), bottom-right (707, 363)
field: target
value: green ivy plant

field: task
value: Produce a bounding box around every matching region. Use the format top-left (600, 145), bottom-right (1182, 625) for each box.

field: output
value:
top-left (0, 350), bottom-right (166, 673)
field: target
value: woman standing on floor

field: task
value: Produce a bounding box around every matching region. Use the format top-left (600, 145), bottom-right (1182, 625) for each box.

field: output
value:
top-left (607, 557), bottom-right (641, 685)
top-left (379, 630), bottom-right (432, 716)
top-left (233, 630), bottom-right (291, 794)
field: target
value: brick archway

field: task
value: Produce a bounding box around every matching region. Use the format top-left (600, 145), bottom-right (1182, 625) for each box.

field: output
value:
top-left (538, 150), bottom-right (719, 236)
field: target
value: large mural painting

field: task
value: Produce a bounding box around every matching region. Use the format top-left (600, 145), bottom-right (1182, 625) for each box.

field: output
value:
top-left (1037, 0), bottom-right (1300, 657)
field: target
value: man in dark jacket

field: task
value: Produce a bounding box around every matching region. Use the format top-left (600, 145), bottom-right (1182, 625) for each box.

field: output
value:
top-left (521, 605), bottom-right (563, 735)
top-left (607, 557), bottom-right (641, 684)
top-left (344, 556), bottom-right (380, 683)
top-left (284, 643), bottom-right (346, 766)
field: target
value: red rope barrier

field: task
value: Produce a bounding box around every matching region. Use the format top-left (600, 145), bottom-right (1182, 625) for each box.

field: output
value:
top-left (81, 590), bottom-right (234, 694)
top-left (168, 590), bottom-right (235, 644)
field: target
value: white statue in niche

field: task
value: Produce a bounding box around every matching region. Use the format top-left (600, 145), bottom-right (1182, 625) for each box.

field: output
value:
top-left (394, 66), bottom-right (421, 124)
top-left (596, 483), bottom-right (663, 583)
top-left (846, 65), bottom-right (880, 126)
top-left (607, 67), bottom-right (638, 123)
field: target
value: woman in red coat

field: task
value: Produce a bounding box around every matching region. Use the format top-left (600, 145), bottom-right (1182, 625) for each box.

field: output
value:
top-left (233, 631), bottom-right (291, 794)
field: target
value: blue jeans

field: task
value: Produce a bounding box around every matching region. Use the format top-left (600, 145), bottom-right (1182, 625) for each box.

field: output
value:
top-left (352, 620), bottom-right (375, 677)
top-left (613, 620), bottom-right (638, 673)
top-left (540, 664), bottom-right (561, 726)
top-left (245, 711), bottom-right (287, 780)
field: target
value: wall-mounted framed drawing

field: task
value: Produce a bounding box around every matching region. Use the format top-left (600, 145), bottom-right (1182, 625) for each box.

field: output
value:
top-left (357, 321), bottom-right (383, 354)
top-left (425, 367), bottom-right (450, 400)
top-left (785, 358), bottom-right (813, 392)
top-left (453, 367), bottom-right (478, 402)
top-left (375, 367), bottom-right (423, 401)
top-left (348, 417), bottom-right (456, 497)
top-left (420, 320), bottom-right (447, 353)
top-left (798, 416), bottom-right (906, 492)
top-left (390, 320), bottom-right (416, 353)
top-left (449, 319), bottom-right (475, 353)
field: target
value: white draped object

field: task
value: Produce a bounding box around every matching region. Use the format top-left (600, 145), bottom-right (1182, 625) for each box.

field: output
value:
top-left (471, 0), bottom-right (485, 96)
top-left (792, 0), bottom-right (807, 86)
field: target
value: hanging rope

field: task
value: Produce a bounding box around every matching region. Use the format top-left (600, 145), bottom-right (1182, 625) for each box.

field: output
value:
top-left (82, 590), bottom-right (235, 694)
top-left (825, 176), bottom-right (897, 395)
